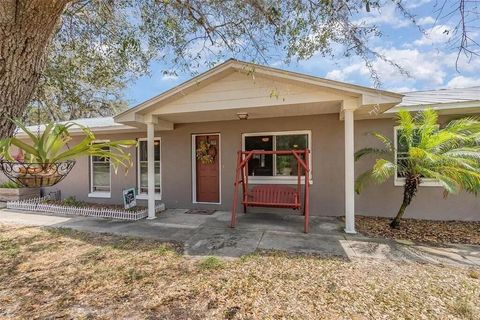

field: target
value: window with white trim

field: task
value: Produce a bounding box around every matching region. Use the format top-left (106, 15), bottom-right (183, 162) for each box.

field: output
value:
top-left (394, 127), bottom-right (440, 186)
top-left (243, 131), bottom-right (311, 181)
top-left (90, 145), bottom-right (111, 194)
top-left (137, 139), bottom-right (161, 195)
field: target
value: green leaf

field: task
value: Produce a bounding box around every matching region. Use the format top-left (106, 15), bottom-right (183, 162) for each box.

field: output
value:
top-left (354, 147), bottom-right (390, 161)
top-left (9, 138), bottom-right (40, 159)
top-left (372, 159), bottom-right (395, 183)
top-left (355, 169), bottom-right (374, 194)
top-left (11, 118), bottom-right (39, 145)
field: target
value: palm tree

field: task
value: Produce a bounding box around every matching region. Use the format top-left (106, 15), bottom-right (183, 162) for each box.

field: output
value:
top-left (355, 109), bottom-right (480, 229)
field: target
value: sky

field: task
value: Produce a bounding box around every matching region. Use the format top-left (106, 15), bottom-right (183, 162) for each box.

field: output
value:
top-left (124, 0), bottom-right (480, 108)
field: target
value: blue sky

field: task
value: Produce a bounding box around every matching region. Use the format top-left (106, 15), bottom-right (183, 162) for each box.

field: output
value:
top-left (124, 0), bottom-right (480, 107)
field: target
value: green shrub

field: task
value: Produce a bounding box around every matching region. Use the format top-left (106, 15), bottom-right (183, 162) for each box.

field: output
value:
top-left (0, 181), bottom-right (21, 188)
top-left (63, 196), bottom-right (86, 207)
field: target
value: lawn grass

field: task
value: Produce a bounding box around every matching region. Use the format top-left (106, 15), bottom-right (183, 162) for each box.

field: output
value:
top-left (0, 224), bottom-right (479, 319)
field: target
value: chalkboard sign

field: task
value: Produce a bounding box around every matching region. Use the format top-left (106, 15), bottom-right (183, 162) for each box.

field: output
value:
top-left (123, 188), bottom-right (137, 209)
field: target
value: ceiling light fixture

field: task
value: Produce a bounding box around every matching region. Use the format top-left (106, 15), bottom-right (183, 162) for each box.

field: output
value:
top-left (236, 112), bottom-right (249, 120)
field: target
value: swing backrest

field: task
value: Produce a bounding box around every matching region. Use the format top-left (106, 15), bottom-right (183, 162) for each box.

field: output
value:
top-left (249, 185), bottom-right (298, 206)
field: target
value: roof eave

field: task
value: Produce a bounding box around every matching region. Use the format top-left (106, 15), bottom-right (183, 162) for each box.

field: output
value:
top-left (114, 59), bottom-right (403, 124)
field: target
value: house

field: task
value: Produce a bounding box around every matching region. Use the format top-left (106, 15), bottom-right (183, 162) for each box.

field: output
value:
top-left (2, 60), bottom-right (479, 232)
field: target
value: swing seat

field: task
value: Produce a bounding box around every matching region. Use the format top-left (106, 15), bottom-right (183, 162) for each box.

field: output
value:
top-left (244, 185), bottom-right (300, 209)
top-left (231, 149), bottom-right (311, 233)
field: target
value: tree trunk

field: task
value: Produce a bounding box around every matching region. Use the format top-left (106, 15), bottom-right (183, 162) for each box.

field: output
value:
top-left (390, 173), bottom-right (421, 229)
top-left (0, 0), bottom-right (71, 139)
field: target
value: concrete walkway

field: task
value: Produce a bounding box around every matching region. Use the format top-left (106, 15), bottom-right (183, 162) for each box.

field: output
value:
top-left (0, 208), bottom-right (479, 267)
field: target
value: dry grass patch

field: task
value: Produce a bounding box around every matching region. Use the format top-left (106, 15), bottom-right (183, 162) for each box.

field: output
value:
top-left (356, 216), bottom-right (480, 246)
top-left (0, 224), bottom-right (479, 319)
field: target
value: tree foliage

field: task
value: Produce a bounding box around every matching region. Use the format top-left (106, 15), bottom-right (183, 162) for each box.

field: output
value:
top-left (3, 1), bottom-right (479, 130)
top-left (22, 0), bottom-right (419, 122)
top-left (355, 109), bottom-right (480, 228)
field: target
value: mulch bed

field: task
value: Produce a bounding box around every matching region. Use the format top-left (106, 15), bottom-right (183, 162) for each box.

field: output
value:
top-left (356, 215), bottom-right (480, 246)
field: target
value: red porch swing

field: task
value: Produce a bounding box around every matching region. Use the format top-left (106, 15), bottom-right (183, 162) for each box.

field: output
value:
top-left (231, 149), bottom-right (311, 233)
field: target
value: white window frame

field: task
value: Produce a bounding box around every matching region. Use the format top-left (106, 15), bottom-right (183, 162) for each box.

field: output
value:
top-left (242, 130), bottom-right (313, 185)
top-left (88, 140), bottom-right (112, 198)
top-left (393, 126), bottom-right (441, 187)
top-left (136, 137), bottom-right (162, 200)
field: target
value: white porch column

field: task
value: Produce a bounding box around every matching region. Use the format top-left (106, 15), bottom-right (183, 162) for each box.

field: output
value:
top-left (146, 121), bottom-right (156, 219)
top-left (344, 108), bottom-right (356, 233)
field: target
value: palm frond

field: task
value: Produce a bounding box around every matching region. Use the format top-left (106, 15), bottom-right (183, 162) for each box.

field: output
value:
top-left (370, 132), bottom-right (394, 152)
top-left (444, 147), bottom-right (480, 160)
top-left (371, 159), bottom-right (395, 183)
top-left (355, 169), bottom-right (374, 194)
top-left (356, 109), bottom-right (480, 198)
top-left (396, 109), bottom-right (414, 147)
top-left (354, 147), bottom-right (390, 161)
top-left (417, 108), bottom-right (438, 149)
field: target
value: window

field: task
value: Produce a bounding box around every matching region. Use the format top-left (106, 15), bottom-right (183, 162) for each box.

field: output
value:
top-left (395, 127), bottom-right (419, 180)
top-left (394, 127), bottom-right (440, 186)
top-left (137, 138), bottom-right (161, 197)
top-left (243, 131), bottom-right (311, 183)
top-left (89, 145), bottom-right (111, 197)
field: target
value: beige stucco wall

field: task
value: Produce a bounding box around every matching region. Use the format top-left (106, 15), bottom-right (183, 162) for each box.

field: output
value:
top-left (1, 113), bottom-right (478, 221)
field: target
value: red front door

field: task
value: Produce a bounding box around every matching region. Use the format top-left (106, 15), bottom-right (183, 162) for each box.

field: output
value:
top-left (195, 134), bottom-right (220, 203)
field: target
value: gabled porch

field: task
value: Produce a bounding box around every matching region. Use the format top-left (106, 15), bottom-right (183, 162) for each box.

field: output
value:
top-left (114, 59), bottom-right (403, 233)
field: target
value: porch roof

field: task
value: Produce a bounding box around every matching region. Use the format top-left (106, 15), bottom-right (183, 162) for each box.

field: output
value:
top-left (386, 86), bottom-right (480, 115)
top-left (114, 59), bottom-right (403, 129)
top-left (15, 117), bottom-right (139, 139)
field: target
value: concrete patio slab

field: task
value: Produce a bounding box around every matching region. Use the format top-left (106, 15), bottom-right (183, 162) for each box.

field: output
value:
top-left (258, 231), bottom-right (348, 258)
top-left (53, 217), bottom-right (197, 243)
top-left (0, 210), bottom-right (78, 226)
top-left (342, 239), bottom-right (438, 264)
top-left (185, 227), bottom-right (264, 257)
top-left (1, 208), bottom-right (479, 266)
top-left (208, 210), bottom-right (343, 235)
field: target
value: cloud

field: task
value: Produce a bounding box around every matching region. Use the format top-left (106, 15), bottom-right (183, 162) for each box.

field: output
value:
top-left (325, 64), bottom-right (367, 82)
top-left (434, 51), bottom-right (480, 74)
top-left (417, 16), bottom-right (436, 26)
top-left (405, 0), bottom-right (433, 9)
top-left (324, 48), bottom-right (447, 88)
top-left (446, 76), bottom-right (480, 88)
top-left (386, 86), bottom-right (418, 93)
top-left (355, 3), bottom-right (412, 28)
top-left (413, 25), bottom-right (453, 46)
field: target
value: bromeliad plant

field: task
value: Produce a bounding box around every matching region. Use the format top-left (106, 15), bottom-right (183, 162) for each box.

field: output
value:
top-left (0, 119), bottom-right (136, 187)
top-left (355, 109), bottom-right (480, 229)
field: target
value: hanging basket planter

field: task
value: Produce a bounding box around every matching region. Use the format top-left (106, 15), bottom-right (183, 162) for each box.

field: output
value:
top-left (0, 160), bottom-right (76, 188)
top-left (0, 119), bottom-right (136, 189)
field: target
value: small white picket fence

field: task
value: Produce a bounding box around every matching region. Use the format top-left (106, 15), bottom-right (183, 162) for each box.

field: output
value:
top-left (7, 192), bottom-right (162, 221)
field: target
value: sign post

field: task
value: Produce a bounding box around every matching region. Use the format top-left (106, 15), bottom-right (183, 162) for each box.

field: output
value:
top-left (123, 188), bottom-right (137, 209)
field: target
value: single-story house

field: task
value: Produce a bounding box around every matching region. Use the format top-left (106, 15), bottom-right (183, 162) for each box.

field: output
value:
top-left (2, 59), bottom-right (479, 232)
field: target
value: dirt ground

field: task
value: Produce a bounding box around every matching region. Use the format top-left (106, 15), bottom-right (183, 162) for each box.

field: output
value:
top-left (356, 216), bottom-right (480, 246)
top-left (1, 224), bottom-right (479, 319)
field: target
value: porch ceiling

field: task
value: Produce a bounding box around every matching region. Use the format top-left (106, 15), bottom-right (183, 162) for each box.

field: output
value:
top-left (153, 101), bottom-right (342, 123)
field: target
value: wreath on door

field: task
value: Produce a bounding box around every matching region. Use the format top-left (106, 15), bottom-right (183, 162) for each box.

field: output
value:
top-left (196, 140), bottom-right (217, 164)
